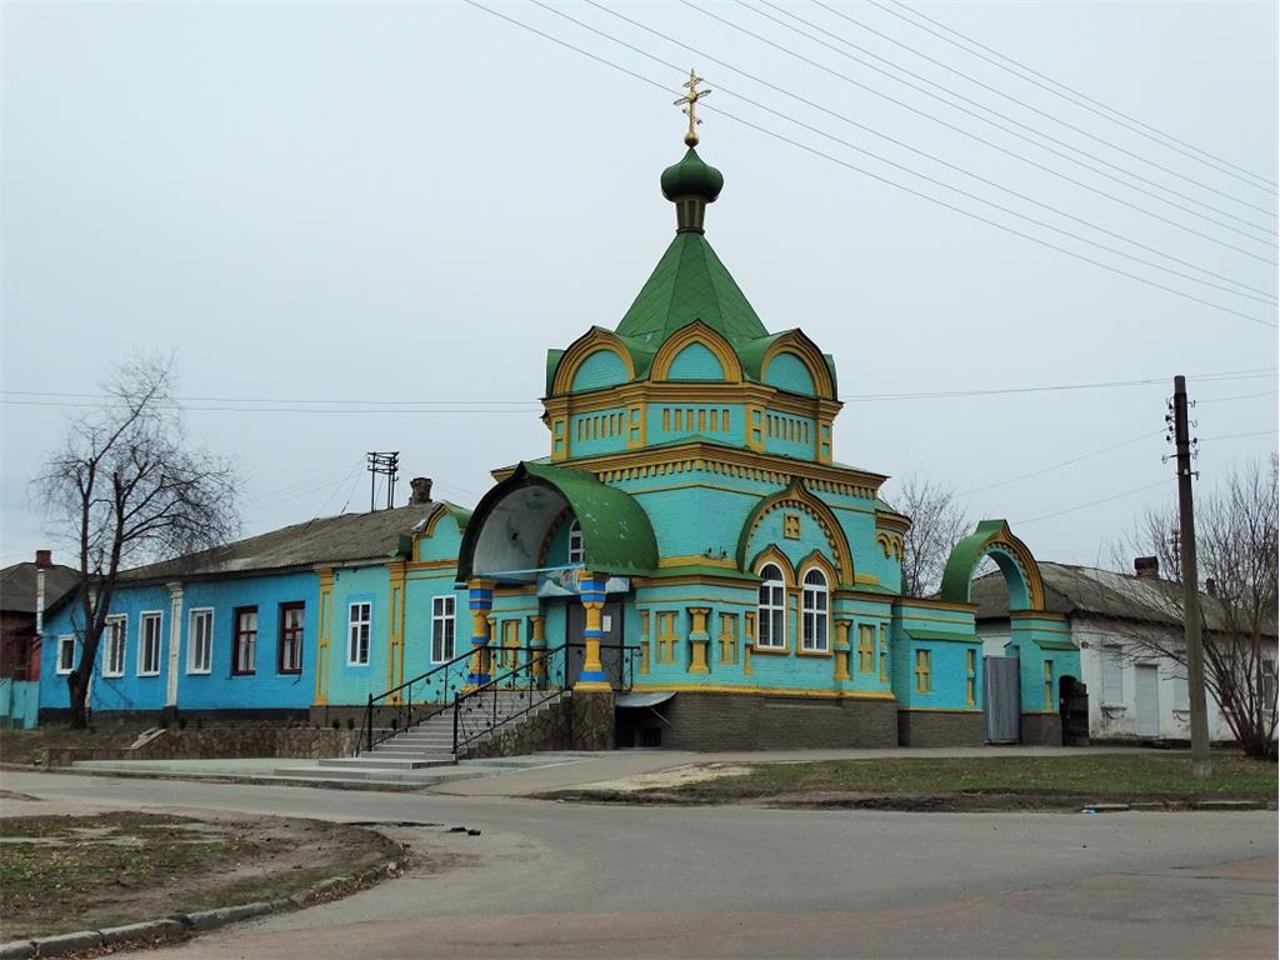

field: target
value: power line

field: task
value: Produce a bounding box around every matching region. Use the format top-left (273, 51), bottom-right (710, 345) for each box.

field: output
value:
top-left (1, 398), bottom-right (538, 415)
top-left (1199, 429), bottom-right (1278, 442)
top-left (578, 0), bottom-right (1276, 304)
top-left (1016, 478), bottom-right (1168, 525)
top-left (685, 0), bottom-right (1278, 258)
top-left (840, 370), bottom-right (1276, 402)
top-left (466, 2), bottom-right (1276, 329)
top-left (1196, 390), bottom-right (1279, 404)
top-left (876, 0), bottom-right (1278, 192)
top-left (0, 390), bottom-right (538, 406)
top-left (801, 0), bottom-right (1277, 220)
top-left (959, 429), bottom-right (1162, 497)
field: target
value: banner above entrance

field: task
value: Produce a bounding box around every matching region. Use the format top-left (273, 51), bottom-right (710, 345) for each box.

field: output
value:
top-left (536, 568), bottom-right (631, 598)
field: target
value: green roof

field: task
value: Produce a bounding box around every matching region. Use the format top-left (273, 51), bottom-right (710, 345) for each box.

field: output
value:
top-left (614, 231), bottom-right (769, 348)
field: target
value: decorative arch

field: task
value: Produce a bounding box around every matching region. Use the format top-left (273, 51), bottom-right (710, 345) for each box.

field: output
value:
top-left (749, 544), bottom-right (796, 585)
top-left (418, 502), bottom-right (471, 539)
top-left (759, 331), bottom-right (835, 399)
top-left (875, 531), bottom-right (904, 561)
top-left (796, 549), bottom-right (838, 586)
top-left (736, 479), bottom-right (855, 587)
top-left (651, 321), bottom-right (743, 383)
top-left (551, 328), bottom-right (637, 396)
top-left (939, 519), bottom-right (1045, 611)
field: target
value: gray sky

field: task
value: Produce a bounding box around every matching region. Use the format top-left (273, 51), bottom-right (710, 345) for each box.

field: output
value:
top-left (2, 0), bottom-right (1276, 573)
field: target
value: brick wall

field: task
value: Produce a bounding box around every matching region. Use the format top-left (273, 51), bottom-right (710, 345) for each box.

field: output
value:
top-left (641, 692), bottom-right (899, 751)
top-left (897, 709), bottom-right (984, 747)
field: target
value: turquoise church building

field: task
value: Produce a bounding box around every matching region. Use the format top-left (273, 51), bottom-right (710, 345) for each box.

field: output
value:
top-left (38, 127), bottom-right (1080, 752)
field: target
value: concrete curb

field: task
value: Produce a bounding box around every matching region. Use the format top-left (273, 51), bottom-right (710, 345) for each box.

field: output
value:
top-left (0, 859), bottom-right (402, 960)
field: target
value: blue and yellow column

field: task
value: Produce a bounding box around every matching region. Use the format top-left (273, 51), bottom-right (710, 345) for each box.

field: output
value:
top-left (467, 579), bottom-right (496, 688)
top-left (575, 572), bottom-right (612, 692)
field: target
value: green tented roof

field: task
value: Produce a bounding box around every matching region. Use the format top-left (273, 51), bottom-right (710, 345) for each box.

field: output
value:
top-left (614, 232), bottom-right (769, 347)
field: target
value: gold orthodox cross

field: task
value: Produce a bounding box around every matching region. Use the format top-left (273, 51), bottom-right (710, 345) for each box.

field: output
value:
top-left (674, 68), bottom-right (711, 147)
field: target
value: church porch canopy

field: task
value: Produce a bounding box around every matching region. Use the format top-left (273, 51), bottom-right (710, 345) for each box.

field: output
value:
top-left (456, 461), bottom-right (659, 584)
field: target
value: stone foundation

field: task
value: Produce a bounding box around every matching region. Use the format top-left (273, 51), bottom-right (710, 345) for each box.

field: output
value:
top-left (1020, 712), bottom-right (1063, 746)
top-left (631, 692), bottom-right (898, 751)
top-left (40, 725), bottom-right (363, 767)
top-left (461, 691), bottom-right (614, 759)
top-left (897, 709), bottom-right (984, 747)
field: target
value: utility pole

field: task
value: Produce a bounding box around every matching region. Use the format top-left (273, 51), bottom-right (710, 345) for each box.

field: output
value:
top-left (1169, 375), bottom-right (1211, 779)
top-left (366, 452), bottom-right (400, 512)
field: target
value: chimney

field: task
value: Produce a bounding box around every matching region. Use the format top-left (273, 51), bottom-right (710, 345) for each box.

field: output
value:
top-left (1134, 556), bottom-right (1160, 579)
top-left (408, 477), bottom-right (433, 505)
top-left (35, 549), bottom-right (52, 568)
top-left (35, 550), bottom-right (51, 639)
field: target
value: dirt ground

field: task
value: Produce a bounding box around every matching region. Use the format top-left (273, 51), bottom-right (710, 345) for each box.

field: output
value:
top-left (0, 790), bottom-right (403, 941)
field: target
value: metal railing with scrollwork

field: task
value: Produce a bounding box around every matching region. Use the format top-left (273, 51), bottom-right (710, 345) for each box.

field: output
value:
top-left (356, 644), bottom-right (476, 755)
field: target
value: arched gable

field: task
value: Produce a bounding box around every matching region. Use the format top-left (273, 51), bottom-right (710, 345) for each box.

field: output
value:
top-left (763, 352), bottom-right (815, 396)
top-left (667, 341), bottom-right (725, 381)
top-left (796, 549), bottom-right (838, 586)
top-left (551, 328), bottom-right (636, 396)
top-left (571, 350), bottom-right (629, 393)
top-left (736, 479), bottom-right (854, 587)
top-left (651, 321), bottom-right (743, 383)
top-left (939, 519), bottom-right (1045, 611)
top-left (757, 331), bottom-right (835, 399)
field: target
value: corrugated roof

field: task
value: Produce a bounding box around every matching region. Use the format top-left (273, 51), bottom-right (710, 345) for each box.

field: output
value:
top-left (119, 503), bottom-right (441, 583)
top-left (0, 562), bottom-right (81, 614)
top-left (971, 561), bottom-right (1277, 636)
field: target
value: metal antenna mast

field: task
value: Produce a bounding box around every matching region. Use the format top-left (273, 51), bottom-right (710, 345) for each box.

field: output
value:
top-left (366, 452), bottom-right (400, 512)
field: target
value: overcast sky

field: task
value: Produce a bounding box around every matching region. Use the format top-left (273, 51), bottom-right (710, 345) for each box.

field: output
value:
top-left (2, 0), bottom-right (1276, 574)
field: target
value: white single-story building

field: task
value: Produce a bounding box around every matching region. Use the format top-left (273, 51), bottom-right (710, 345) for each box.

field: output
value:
top-left (972, 558), bottom-right (1277, 744)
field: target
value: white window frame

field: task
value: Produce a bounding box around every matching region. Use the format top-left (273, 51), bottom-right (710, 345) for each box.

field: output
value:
top-left (187, 608), bottom-right (214, 675)
top-left (102, 615), bottom-right (127, 678)
top-left (56, 635), bottom-right (76, 675)
top-left (567, 519), bottom-right (584, 565)
top-left (1171, 668), bottom-right (1190, 712)
top-left (1101, 645), bottom-right (1124, 706)
top-left (431, 595), bottom-right (456, 663)
top-left (137, 611), bottom-right (163, 677)
top-left (756, 563), bottom-right (787, 650)
top-left (347, 602), bottom-right (372, 666)
top-left (800, 568), bottom-right (829, 653)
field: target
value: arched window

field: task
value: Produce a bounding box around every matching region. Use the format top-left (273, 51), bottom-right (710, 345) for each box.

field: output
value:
top-left (801, 568), bottom-right (829, 652)
top-left (567, 519), bottom-right (584, 565)
top-left (757, 563), bottom-right (786, 650)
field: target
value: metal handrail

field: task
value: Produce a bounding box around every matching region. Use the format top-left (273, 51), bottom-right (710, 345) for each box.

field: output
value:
top-left (356, 643), bottom-right (477, 755)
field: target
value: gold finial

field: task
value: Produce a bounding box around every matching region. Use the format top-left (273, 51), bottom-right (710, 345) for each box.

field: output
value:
top-left (673, 68), bottom-right (711, 147)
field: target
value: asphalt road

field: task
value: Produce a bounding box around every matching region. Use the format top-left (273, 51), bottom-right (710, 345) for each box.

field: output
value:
top-left (3, 770), bottom-right (1275, 959)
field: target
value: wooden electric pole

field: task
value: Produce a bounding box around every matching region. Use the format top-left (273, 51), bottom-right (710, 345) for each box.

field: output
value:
top-left (1171, 375), bottom-right (1212, 779)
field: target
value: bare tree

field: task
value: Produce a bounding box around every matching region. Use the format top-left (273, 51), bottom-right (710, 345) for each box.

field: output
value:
top-left (37, 357), bottom-right (239, 727)
top-left (1114, 457), bottom-right (1278, 758)
top-left (889, 475), bottom-right (970, 598)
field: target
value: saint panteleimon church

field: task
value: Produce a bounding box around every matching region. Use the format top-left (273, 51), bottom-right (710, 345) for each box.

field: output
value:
top-left (39, 80), bottom-right (1080, 760)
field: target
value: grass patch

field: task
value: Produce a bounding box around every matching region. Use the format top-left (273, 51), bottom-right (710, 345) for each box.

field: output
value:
top-left (668, 754), bottom-right (1278, 806)
top-left (0, 811), bottom-right (400, 940)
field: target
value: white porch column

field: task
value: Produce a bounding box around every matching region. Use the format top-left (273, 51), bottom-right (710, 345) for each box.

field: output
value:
top-left (166, 582), bottom-right (184, 709)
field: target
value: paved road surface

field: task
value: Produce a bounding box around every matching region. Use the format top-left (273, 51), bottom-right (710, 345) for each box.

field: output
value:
top-left (3, 770), bottom-right (1274, 959)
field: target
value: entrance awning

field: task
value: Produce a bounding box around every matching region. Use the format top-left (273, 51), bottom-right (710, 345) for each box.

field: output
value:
top-left (615, 691), bottom-right (676, 709)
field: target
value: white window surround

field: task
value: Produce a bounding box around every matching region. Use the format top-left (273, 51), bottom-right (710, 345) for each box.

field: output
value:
top-left (800, 568), bottom-right (830, 652)
top-left (1100, 645), bottom-right (1124, 707)
top-left (187, 608), bottom-right (214, 675)
top-left (347, 602), bottom-right (372, 666)
top-left (137, 611), bottom-right (163, 677)
top-left (56, 635), bottom-right (76, 675)
top-left (431, 595), bottom-right (456, 664)
top-left (757, 563), bottom-right (786, 650)
top-left (102, 615), bottom-right (127, 678)
top-left (568, 520), bottom-right (584, 565)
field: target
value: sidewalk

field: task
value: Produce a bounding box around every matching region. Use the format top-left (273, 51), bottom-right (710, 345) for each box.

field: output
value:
top-left (51, 745), bottom-right (1153, 796)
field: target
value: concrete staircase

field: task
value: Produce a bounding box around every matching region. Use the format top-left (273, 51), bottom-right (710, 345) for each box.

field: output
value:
top-left (277, 689), bottom-right (565, 784)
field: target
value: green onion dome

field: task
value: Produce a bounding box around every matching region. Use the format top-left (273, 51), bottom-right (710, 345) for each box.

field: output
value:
top-left (660, 148), bottom-right (723, 233)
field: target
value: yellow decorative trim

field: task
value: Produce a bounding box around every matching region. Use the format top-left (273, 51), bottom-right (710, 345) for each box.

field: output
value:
top-left (742, 479), bottom-right (855, 587)
top-left (751, 545), bottom-right (796, 586)
top-left (687, 606), bottom-right (711, 674)
top-left (629, 683), bottom-right (896, 701)
top-left (659, 553), bottom-right (738, 570)
top-left (897, 706), bottom-right (982, 714)
top-left (893, 597), bottom-right (979, 613)
top-left (1010, 609), bottom-right (1069, 622)
top-left (874, 509), bottom-right (912, 536)
top-left (407, 558), bottom-right (459, 572)
top-left (875, 531), bottom-right (904, 561)
top-left (760, 331), bottom-right (836, 399)
top-left (639, 610), bottom-right (650, 675)
top-left (551, 328), bottom-right (636, 396)
top-left (650, 321), bottom-right (743, 383)
top-left (314, 568), bottom-right (335, 706)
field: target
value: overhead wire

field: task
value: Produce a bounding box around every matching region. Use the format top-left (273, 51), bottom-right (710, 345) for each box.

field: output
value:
top-left (1016, 479), bottom-right (1168, 525)
top-left (959, 429), bottom-right (1162, 497)
top-left (799, 0), bottom-right (1277, 220)
top-left (875, 0), bottom-right (1278, 192)
top-left (465, 2), bottom-right (1276, 329)
top-left (683, 0), bottom-right (1278, 258)
top-left (579, 0), bottom-right (1276, 303)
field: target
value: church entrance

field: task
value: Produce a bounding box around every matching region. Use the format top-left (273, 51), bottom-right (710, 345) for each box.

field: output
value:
top-left (566, 600), bottom-right (626, 689)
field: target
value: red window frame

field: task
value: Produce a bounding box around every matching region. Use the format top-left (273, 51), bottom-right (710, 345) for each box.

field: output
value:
top-left (232, 606), bottom-right (258, 676)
